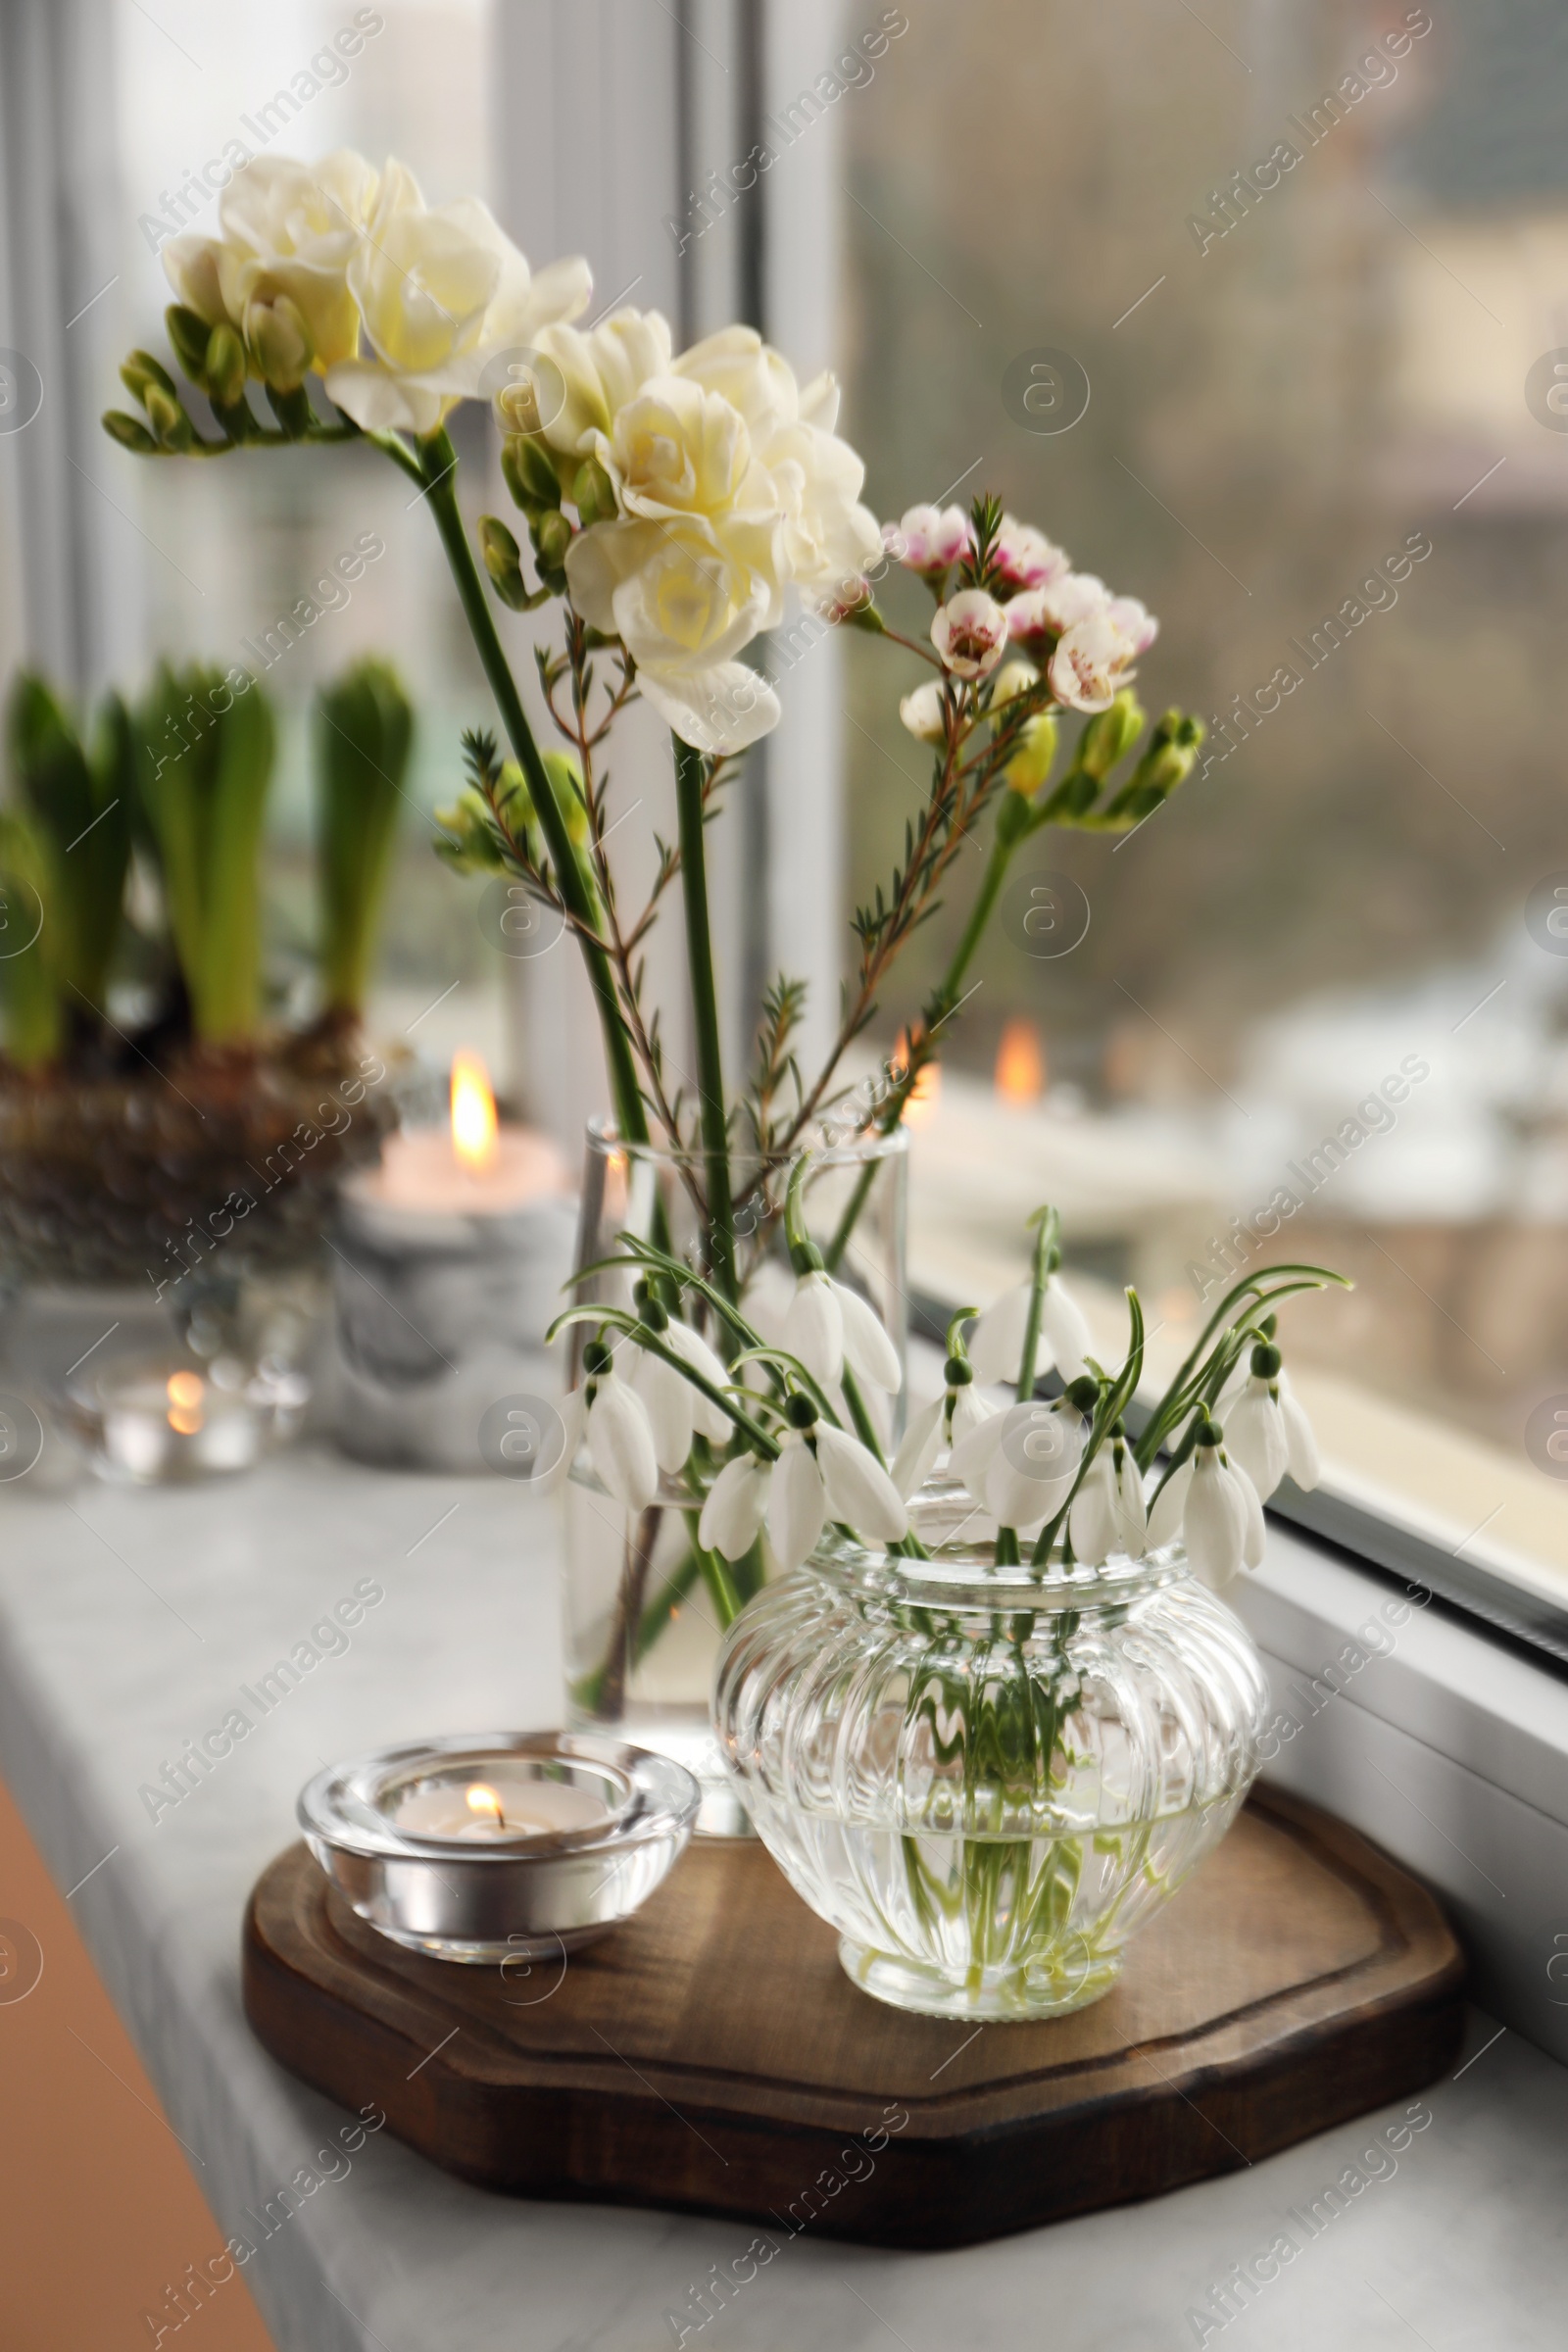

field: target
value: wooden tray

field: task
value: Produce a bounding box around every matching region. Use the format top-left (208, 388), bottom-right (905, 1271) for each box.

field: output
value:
top-left (243, 1786), bottom-right (1464, 2248)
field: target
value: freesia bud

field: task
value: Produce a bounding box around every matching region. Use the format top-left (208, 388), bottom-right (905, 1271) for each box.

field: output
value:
top-left (899, 680), bottom-right (947, 744)
top-left (501, 431), bottom-right (563, 514)
top-left (479, 515), bottom-right (530, 610)
top-left (532, 509), bottom-right (573, 578)
top-left (245, 294), bottom-right (314, 394)
top-left (931, 589), bottom-right (1008, 679)
top-left (102, 409), bottom-right (159, 455)
top-left (143, 383), bottom-right (194, 452)
top-left (572, 455), bottom-right (617, 527)
top-left (121, 350), bottom-right (177, 407)
top-left (204, 323), bottom-right (247, 412)
top-left (165, 305), bottom-right (214, 384)
top-left (1075, 688), bottom-right (1145, 781)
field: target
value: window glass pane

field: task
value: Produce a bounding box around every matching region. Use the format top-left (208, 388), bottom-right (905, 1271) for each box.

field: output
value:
top-left (102, 0), bottom-right (499, 1068)
top-left (843, 1), bottom-right (1568, 1610)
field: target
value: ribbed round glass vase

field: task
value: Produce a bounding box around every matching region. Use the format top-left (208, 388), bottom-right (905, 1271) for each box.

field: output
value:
top-left (711, 1485), bottom-right (1268, 2021)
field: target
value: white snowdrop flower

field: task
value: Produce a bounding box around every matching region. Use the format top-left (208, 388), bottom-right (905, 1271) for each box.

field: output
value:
top-left (701, 1403), bottom-right (906, 1571)
top-left (967, 1272), bottom-right (1092, 1388)
top-left (541, 1340), bottom-right (660, 1511)
top-left (1069, 1433), bottom-right (1148, 1562)
top-left (627, 1302), bottom-right (734, 1474)
top-left (782, 1266), bottom-right (901, 1394)
top-left (699, 1450), bottom-right (771, 1560)
top-left (1277, 1367), bottom-right (1320, 1491)
top-left (951, 1391), bottom-right (1089, 1533)
top-left (890, 1360), bottom-right (997, 1499)
top-left (1215, 1344), bottom-right (1320, 1502)
top-left (1149, 1424), bottom-right (1264, 1590)
top-left (1223, 1373), bottom-right (1291, 1503)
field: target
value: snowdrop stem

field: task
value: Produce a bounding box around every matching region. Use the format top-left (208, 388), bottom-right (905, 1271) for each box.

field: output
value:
top-left (1146, 1411), bottom-right (1206, 1515)
top-left (839, 1363), bottom-right (889, 1469)
top-left (995, 1526), bottom-right (1021, 1566)
top-left (1135, 1265), bottom-right (1349, 1471)
top-left (406, 424), bottom-right (651, 1157)
top-left (1014, 1208), bottom-right (1059, 1400)
top-left (687, 1526), bottom-right (743, 1629)
top-left (673, 731), bottom-right (737, 1302)
top-left (547, 1304), bottom-right (780, 1457)
top-left (1030, 1291), bottom-right (1143, 1566)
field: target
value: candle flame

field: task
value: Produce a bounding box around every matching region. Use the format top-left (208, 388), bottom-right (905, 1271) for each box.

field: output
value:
top-left (465, 1782), bottom-right (505, 1829)
top-left (166, 1370), bottom-right (205, 1437)
top-left (895, 1032), bottom-right (941, 1130)
top-left (451, 1051), bottom-right (499, 1175)
top-left (995, 1018), bottom-right (1045, 1106)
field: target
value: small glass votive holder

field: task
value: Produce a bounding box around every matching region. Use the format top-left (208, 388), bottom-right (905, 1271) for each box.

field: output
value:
top-left (297, 1731), bottom-right (700, 1963)
top-left (66, 1352), bottom-right (293, 1483)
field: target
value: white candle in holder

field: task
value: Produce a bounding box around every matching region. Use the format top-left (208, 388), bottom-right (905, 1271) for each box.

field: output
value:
top-left (332, 1050), bottom-right (575, 1472)
top-left (391, 1774), bottom-right (612, 1842)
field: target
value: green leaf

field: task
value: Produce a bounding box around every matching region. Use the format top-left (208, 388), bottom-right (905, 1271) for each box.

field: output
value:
top-left (315, 660), bottom-right (413, 1019)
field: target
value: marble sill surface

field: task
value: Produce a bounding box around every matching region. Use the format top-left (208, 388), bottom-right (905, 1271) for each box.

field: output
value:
top-left (0, 1447), bottom-right (1563, 2352)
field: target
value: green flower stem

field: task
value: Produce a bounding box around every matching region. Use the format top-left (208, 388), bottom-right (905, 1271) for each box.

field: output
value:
top-left (408, 426), bottom-right (649, 1151)
top-left (822, 821), bottom-right (1019, 1277)
top-left (672, 730), bottom-right (736, 1299)
top-left (1015, 1214), bottom-right (1054, 1400)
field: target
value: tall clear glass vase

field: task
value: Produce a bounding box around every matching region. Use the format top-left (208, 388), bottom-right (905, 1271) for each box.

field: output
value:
top-left (562, 1118), bottom-right (908, 1835)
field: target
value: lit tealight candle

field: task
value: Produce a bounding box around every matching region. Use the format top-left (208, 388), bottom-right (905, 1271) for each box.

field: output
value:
top-left (391, 1773), bottom-right (613, 1842)
top-left (84, 1357), bottom-right (267, 1482)
top-left (352, 1050), bottom-right (568, 1218)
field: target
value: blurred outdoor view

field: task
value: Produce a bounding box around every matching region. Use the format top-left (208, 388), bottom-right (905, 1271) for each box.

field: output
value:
top-left (98, 0), bottom-right (505, 1076)
top-left (841, 0), bottom-right (1568, 1595)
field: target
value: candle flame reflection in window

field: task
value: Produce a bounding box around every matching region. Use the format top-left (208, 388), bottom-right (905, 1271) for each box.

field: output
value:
top-left (451, 1050), bottom-right (499, 1174)
top-left (166, 1370), bottom-right (205, 1436)
top-left (995, 1018), bottom-right (1045, 1106)
top-left (894, 1031), bottom-right (941, 1130)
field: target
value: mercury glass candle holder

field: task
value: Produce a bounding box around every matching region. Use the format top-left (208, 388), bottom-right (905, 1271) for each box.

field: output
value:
top-left (298, 1731), bottom-right (700, 1963)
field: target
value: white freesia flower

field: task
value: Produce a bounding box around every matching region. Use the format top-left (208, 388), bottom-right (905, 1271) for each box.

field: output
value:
top-left (324, 160), bottom-right (592, 433)
top-left (891, 503), bottom-right (972, 573)
top-left (699, 1417), bottom-right (907, 1570)
top-left (166, 150), bottom-right (379, 378)
top-left (931, 588), bottom-right (1009, 679)
top-left (1147, 1431), bottom-right (1264, 1590)
top-left (568, 514), bottom-right (783, 752)
top-left (525, 306), bottom-right (675, 454)
top-left (540, 1349), bottom-right (660, 1513)
top-left (890, 1367), bottom-right (997, 1499)
top-left (951, 1395), bottom-right (1087, 1532)
top-left (967, 1272), bottom-right (1092, 1388)
top-left (899, 680), bottom-right (948, 744)
top-left (627, 1315), bottom-right (733, 1474)
top-left (1049, 612), bottom-right (1139, 715)
top-left (1069, 1435), bottom-right (1148, 1562)
top-left (781, 1268), bottom-right (901, 1394)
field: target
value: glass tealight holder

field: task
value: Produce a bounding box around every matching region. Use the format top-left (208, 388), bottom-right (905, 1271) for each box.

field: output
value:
top-left (67, 1352), bottom-right (290, 1483)
top-left (298, 1731), bottom-right (700, 1963)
